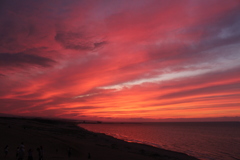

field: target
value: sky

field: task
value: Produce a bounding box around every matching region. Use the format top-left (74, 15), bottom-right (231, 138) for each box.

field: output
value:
top-left (0, 0), bottom-right (240, 122)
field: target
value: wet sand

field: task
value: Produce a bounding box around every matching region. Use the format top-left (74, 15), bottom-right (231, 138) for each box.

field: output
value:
top-left (0, 117), bottom-right (199, 160)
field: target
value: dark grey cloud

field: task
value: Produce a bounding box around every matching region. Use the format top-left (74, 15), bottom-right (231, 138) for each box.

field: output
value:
top-left (0, 52), bottom-right (56, 68)
top-left (94, 41), bottom-right (107, 48)
top-left (55, 31), bottom-right (91, 50)
top-left (146, 5), bottom-right (240, 65)
top-left (183, 5), bottom-right (240, 49)
top-left (55, 31), bottom-right (107, 50)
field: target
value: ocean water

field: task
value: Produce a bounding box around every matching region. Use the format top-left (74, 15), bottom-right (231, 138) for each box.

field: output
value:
top-left (79, 122), bottom-right (240, 160)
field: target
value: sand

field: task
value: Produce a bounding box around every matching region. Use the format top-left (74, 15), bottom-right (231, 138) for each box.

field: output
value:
top-left (0, 117), bottom-right (199, 160)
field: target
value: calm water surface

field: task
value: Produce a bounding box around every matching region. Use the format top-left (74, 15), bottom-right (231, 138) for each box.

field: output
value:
top-left (79, 122), bottom-right (240, 160)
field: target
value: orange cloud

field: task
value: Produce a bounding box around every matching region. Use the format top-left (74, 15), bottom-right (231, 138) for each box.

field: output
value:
top-left (0, 0), bottom-right (240, 121)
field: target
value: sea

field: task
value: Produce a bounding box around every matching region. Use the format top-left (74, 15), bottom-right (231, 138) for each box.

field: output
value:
top-left (79, 122), bottom-right (240, 160)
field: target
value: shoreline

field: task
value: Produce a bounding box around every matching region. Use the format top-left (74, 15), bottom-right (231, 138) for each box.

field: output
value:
top-left (79, 125), bottom-right (199, 160)
top-left (78, 125), bottom-right (175, 156)
top-left (0, 117), bottom-right (199, 160)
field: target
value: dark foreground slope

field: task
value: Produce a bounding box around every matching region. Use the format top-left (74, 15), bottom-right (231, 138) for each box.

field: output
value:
top-left (0, 117), bottom-right (199, 160)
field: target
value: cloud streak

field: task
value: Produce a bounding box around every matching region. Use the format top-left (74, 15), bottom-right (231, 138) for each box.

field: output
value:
top-left (0, 52), bottom-right (56, 68)
top-left (0, 0), bottom-right (240, 121)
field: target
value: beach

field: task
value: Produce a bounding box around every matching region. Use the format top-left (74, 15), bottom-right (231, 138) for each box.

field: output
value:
top-left (0, 117), bottom-right (198, 160)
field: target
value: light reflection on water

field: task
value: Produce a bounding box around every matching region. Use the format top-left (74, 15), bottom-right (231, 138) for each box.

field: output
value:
top-left (79, 122), bottom-right (240, 160)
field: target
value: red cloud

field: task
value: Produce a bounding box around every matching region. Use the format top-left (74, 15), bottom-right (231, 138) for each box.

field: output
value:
top-left (0, 0), bottom-right (240, 121)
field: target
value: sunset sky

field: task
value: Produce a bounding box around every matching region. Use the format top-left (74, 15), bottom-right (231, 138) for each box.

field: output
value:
top-left (0, 0), bottom-right (240, 121)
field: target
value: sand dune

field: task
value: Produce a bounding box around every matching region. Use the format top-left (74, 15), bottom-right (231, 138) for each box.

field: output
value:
top-left (0, 117), bottom-right (198, 160)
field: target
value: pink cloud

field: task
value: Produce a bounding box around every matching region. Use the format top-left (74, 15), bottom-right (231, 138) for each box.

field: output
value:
top-left (0, 0), bottom-right (240, 121)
